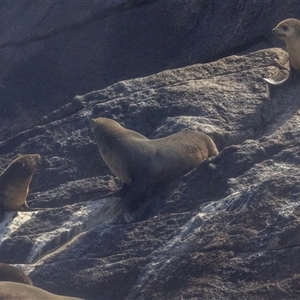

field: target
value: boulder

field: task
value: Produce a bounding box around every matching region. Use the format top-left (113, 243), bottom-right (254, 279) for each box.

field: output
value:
top-left (1, 47), bottom-right (300, 299)
top-left (0, 0), bottom-right (299, 139)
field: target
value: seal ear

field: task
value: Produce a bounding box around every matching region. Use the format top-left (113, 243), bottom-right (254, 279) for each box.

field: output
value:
top-left (296, 25), bottom-right (300, 35)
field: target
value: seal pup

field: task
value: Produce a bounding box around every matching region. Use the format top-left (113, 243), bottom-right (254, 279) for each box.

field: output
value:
top-left (263, 18), bottom-right (300, 87)
top-left (0, 154), bottom-right (42, 222)
top-left (0, 263), bottom-right (32, 285)
top-left (90, 117), bottom-right (219, 222)
top-left (0, 281), bottom-right (84, 299)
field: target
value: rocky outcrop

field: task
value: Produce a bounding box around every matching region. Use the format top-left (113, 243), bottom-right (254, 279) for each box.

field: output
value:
top-left (0, 0), bottom-right (300, 139)
top-left (0, 47), bottom-right (300, 299)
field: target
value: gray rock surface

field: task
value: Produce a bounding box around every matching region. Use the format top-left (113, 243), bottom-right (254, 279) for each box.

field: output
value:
top-left (1, 46), bottom-right (300, 299)
top-left (1, 2), bottom-right (300, 299)
top-left (1, 0), bottom-right (300, 138)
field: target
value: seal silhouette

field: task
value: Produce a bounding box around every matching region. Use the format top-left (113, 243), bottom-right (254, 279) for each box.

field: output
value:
top-left (90, 117), bottom-right (219, 222)
top-left (264, 18), bottom-right (300, 86)
top-left (0, 154), bottom-right (41, 222)
top-left (0, 263), bottom-right (32, 285)
top-left (0, 281), bottom-right (83, 299)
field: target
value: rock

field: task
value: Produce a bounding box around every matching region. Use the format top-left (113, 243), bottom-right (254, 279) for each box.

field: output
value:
top-left (0, 47), bottom-right (300, 299)
top-left (0, 1), bottom-right (299, 139)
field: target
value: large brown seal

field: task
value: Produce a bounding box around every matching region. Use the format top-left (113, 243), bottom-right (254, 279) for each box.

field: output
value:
top-left (90, 117), bottom-right (219, 222)
top-left (0, 263), bottom-right (32, 285)
top-left (264, 18), bottom-right (300, 86)
top-left (0, 154), bottom-right (41, 222)
top-left (0, 281), bottom-right (83, 299)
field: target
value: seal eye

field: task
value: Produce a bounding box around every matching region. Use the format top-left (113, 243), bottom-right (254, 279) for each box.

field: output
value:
top-left (282, 25), bottom-right (289, 31)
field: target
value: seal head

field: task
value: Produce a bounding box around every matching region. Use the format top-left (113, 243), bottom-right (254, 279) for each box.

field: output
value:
top-left (0, 154), bottom-right (41, 222)
top-left (263, 18), bottom-right (300, 88)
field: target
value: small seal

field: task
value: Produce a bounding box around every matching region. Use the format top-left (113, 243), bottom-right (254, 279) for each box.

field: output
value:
top-left (264, 18), bottom-right (300, 86)
top-left (90, 117), bottom-right (219, 222)
top-left (0, 154), bottom-right (41, 222)
top-left (0, 281), bottom-right (83, 299)
top-left (0, 263), bottom-right (32, 285)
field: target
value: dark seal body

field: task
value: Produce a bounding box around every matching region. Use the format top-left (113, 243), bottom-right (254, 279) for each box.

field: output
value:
top-left (0, 263), bottom-right (32, 285)
top-left (90, 117), bottom-right (218, 222)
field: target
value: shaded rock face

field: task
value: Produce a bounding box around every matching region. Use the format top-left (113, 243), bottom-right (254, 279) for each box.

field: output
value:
top-left (0, 46), bottom-right (300, 299)
top-left (0, 0), bottom-right (300, 139)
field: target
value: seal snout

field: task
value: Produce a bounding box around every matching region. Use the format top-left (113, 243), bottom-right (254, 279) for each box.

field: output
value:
top-left (33, 154), bottom-right (41, 162)
top-left (272, 27), bottom-right (285, 37)
top-left (27, 154), bottom-right (41, 166)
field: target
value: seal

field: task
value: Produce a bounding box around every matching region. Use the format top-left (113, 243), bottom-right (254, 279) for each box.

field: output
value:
top-left (263, 18), bottom-right (300, 86)
top-left (0, 154), bottom-right (41, 222)
top-left (90, 117), bottom-right (219, 222)
top-left (0, 263), bottom-right (32, 285)
top-left (0, 281), bottom-right (84, 299)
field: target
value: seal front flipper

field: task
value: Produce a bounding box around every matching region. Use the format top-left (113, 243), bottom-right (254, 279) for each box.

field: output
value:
top-left (116, 177), bottom-right (151, 223)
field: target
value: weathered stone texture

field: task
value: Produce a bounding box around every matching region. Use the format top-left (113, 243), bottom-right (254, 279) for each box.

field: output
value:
top-left (1, 1), bottom-right (300, 300)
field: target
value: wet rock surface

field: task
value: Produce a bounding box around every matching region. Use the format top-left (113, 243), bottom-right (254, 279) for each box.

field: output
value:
top-left (0, 46), bottom-right (300, 299)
